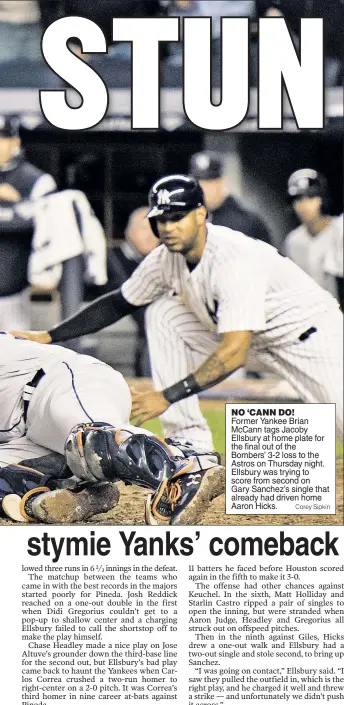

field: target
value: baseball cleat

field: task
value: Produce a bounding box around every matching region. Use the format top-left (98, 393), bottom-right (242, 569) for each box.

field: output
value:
top-left (2, 494), bottom-right (25, 522)
top-left (2, 487), bottom-right (50, 522)
top-left (145, 457), bottom-right (225, 526)
top-left (145, 478), bottom-right (179, 526)
top-left (22, 481), bottom-right (120, 524)
top-left (2, 492), bottom-right (36, 522)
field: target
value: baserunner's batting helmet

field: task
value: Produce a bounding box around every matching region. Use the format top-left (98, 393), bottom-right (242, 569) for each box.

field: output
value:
top-left (287, 169), bottom-right (328, 203)
top-left (147, 174), bottom-right (205, 236)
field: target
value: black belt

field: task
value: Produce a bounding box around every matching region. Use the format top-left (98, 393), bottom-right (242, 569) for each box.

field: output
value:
top-left (23, 368), bottom-right (45, 422)
top-left (298, 326), bottom-right (317, 342)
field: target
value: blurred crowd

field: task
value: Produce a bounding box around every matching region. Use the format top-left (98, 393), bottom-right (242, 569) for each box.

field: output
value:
top-left (0, 0), bottom-right (342, 87)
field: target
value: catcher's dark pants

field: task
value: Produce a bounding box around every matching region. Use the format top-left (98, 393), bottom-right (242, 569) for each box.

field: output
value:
top-left (0, 438), bottom-right (55, 469)
top-left (0, 450), bottom-right (70, 516)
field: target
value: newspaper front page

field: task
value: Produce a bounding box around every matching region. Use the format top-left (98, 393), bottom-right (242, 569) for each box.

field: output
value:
top-left (0, 3), bottom-right (343, 705)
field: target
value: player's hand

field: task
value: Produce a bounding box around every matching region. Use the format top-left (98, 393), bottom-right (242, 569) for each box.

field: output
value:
top-left (8, 330), bottom-right (52, 344)
top-left (130, 390), bottom-right (170, 424)
top-left (0, 183), bottom-right (21, 202)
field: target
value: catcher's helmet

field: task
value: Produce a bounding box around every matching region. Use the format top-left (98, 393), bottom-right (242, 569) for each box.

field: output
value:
top-left (147, 174), bottom-right (205, 236)
top-left (287, 169), bottom-right (328, 203)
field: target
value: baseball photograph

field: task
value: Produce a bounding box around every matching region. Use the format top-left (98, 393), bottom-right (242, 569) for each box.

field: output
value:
top-left (0, 1), bottom-right (342, 528)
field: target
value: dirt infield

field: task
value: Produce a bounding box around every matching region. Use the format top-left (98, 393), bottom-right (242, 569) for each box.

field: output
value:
top-left (0, 459), bottom-right (342, 527)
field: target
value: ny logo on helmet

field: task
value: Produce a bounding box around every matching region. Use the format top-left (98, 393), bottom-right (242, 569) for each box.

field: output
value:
top-left (157, 189), bottom-right (171, 205)
top-left (297, 177), bottom-right (310, 189)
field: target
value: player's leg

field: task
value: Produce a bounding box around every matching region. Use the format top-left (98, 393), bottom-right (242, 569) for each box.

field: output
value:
top-left (145, 295), bottom-right (219, 450)
top-left (0, 437), bottom-right (53, 469)
top-left (64, 425), bottom-right (225, 526)
top-left (22, 347), bottom-right (225, 523)
top-left (259, 312), bottom-right (343, 439)
top-left (52, 422), bottom-right (225, 525)
top-left (0, 436), bottom-right (120, 523)
top-left (26, 357), bottom-right (132, 455)
top-left (0, 436), bottom-right (62, 521)
top-left (144, 442), bottom-right (225, 526)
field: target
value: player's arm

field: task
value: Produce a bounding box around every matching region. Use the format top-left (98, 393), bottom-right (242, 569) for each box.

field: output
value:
top-left (131, 249), bottom-right (267, 424)
top-left (163, 330), bottom-right (252, 402)
top-left (10, 246), bottom-right (167, 343)
top-left (10, 288), bottom-right (140, 343)
top-left (50, 289), bottom-right (140, 342)
top-left (192, 330), bottom-right (252, 389)
top-left (30, 173), bottom-right (57, 200)
top-left (131, 331), bottom-right (252, 423)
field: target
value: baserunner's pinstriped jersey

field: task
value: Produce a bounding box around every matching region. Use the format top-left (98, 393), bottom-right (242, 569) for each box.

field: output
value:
top-left (122, 224), bottom-right (343, 446)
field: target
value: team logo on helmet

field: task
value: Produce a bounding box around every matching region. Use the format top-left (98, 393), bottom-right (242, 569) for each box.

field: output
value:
top-left (147, 175), bottom-right (205, 235)
top-left (287, 168), bottom-right (327, 204)
top-left (157, 189), bottom-right (171, 205)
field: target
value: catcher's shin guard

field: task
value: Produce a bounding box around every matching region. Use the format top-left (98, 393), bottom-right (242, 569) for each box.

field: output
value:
top-left (165, 438), bottom-right (215, 458)
top-left (145, 452), bottom-right (224, 526)
top-left (108, 430), bottom-right (178, 489)
top-left (65, 422), bottom-right (120, 482)
top-left (65, 423), bottom-right (176, 489)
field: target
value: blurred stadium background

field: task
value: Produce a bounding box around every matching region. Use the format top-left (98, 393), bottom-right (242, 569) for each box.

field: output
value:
top-left (0, 0), bottom-right (342, 433)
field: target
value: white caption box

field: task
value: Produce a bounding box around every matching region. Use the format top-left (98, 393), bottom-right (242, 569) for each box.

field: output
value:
top-left (225, 404), bottom-right (336, 515)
